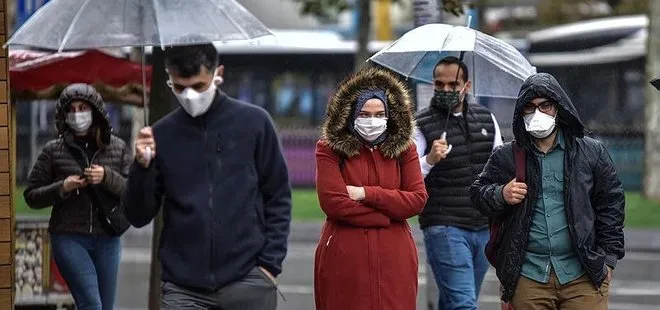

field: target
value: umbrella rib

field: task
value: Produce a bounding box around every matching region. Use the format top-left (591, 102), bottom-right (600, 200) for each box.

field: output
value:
top-left (215, 0), bottom-right (251, 40)
top-left (5, 0), bottom-right (58, 48)
top-left (438, 25), bottom-right (458, 53)
top-left (58, 0), bottom-right (94, 52)
top-left (406, 52), bottom-right (429, 79)
top-left (151, 0), bottom-right (166, 49)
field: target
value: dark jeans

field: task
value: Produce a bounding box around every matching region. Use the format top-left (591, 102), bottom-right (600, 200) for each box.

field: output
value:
top-left (423, 225), bottom-right (490, 310)
top-left (161, 266), bottom-right (277, 310)
top-left (50, 233), bottom-right (121, 310)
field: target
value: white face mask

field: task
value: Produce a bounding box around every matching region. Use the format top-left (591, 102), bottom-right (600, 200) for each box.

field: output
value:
top-left (524, 109), bottom-right (556, 139)
top-left (66, 111), bottom-right (93, 135)
top-left (168, 79), bottom-right (217, 117)
top-left (354, 117), bottom-right (387, 142)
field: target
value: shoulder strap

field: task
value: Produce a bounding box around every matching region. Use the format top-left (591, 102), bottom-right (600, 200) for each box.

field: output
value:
top-left (512, 141), bottom-right (526, 182)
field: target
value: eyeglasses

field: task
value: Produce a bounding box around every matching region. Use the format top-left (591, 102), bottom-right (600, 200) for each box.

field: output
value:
top-left (523, 101), bottom-right (556, 115)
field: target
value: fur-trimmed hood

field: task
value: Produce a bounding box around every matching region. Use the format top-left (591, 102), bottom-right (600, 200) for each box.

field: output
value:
top-left (321, 68), bottom-right (415, 159)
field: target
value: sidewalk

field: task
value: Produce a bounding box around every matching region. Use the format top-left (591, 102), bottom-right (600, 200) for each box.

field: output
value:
top-left (123, 221), bottom-right (660, 253)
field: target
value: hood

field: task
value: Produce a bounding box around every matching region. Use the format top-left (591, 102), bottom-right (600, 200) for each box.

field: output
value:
top-left (55, 83), bottom-right (112, 145)
top-left (321, 68), bottom-right (415, 159)
top-left (513, 73), bottom-right (585, 148)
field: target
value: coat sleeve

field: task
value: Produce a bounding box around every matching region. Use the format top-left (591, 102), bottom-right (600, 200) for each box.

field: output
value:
top-left (592, 142), bottom-right (625, 269)
top-left (315, 140), bottom-right (391, 227)
top-left (23, 143), bottom-right (66, 209)
top-left (362, 144), bottom-right (428, 220)
top-left (469, 145), bottom-right (514, 217)
top-left (101, 140), bottom-right (132, 197)
top-left (254, 112), bottom-right (292, 278)
top-left (121, 158), bottom-right (164, 228)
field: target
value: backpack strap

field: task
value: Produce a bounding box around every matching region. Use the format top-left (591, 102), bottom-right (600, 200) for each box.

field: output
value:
top-left (513, 141), bottom-right (526, 183)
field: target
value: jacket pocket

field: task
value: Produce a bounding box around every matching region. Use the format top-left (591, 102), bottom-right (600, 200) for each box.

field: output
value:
top-left (256, 266), bottom-right (277, 288)
top-left (319, 225), bottom-right (340, 267)
top-left (253, 200), bottom-right (266, 232)
top-left (583, 245), bottom-right (607, 285)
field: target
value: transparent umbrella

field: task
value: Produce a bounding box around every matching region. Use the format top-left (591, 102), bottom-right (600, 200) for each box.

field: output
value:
top-left (4, 0), bottom-right (273, 51)
top-left (369, 23), bottom-right (536, 99)
top-left (4, 0), bottom-right (274, 125)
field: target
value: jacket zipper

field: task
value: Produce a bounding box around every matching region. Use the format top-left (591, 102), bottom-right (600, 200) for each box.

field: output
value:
top-left (562, 148), bottom-right (601, 294)
top-left (366, 147), bottom-right (381, 307)
top-left (88, 149), bottom-right (100, 233)
top-left (72, 141), bottom-right (100, 234)
top-left (202, 119), bottom-right (215, 283)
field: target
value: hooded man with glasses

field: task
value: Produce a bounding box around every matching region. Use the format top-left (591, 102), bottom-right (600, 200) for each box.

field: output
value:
top-left (413, 56), bottom-right (503, 309)
top-left (470, 73), bottom-right (625, 309)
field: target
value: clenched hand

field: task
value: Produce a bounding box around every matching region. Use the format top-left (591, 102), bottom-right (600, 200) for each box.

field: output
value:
top-left (426, 132), bottom-right (453, 165)
top-left (503, 178), bottom-right (527, 205)
top-left (84, 165), bottom-right (105, 184)
top-left (346, 186), bottom-right (365, 201)
top-left (135, 127), bottom-right (156, 167)
top-left (62, 175), bottom-right (87, 193)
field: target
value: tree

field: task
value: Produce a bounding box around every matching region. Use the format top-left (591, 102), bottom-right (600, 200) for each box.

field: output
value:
top-left (536, 0), bottom-right (647, 26)
top-left (293, 0), bottom-right (467, 71)
top-left (610, 0), bottom-right (648, 16)
top-left (645, 0), bottom-right (660, 200)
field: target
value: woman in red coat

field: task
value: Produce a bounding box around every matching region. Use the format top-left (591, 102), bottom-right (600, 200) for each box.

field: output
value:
top-left (314, 67), bottom-right (428, 310)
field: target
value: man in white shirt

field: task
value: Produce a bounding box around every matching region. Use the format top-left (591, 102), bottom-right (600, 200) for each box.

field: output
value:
top-left (414, 56), bottom-right (503, 310)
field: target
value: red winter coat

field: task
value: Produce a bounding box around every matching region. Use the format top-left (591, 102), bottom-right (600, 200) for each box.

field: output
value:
top-left (313, 68), bottom-right (428, 310)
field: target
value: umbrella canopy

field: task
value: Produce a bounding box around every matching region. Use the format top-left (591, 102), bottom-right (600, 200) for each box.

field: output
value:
top-left (4, 0), bottom-right (274, 124)
top-left (10, 49), bottom-right (151, 106)
top-left (369, 23), bottom-right (537, 99)
top-left (5, 0), bottom-right (274, 52)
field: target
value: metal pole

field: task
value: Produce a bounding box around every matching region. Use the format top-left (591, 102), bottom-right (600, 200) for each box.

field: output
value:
top-left (141, 46), bottom-right (149, 126)
top-left (423, 1), bottom-right (444, 309)
top-left (146, 46), bottom-right (174, 310)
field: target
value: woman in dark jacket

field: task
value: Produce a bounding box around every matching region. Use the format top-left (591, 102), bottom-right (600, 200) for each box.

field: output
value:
top-left (23, 84), bottom-right (132, 310)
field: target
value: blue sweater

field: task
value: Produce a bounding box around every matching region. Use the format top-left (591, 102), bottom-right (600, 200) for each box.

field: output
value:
top-left (123, 91), bottom-right (292, 292)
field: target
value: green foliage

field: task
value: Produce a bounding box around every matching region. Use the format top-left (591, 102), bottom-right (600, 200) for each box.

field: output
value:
top-left (293, 0), bottom-right (351, 19)
top-left (442, 0), bottom-right (469, 17)
top-left (292, 0), bottom-right (466, 18)
top-left (610, 0), bottom-right (648, 16)
top-left (537, 0), bottom-right (648, 27)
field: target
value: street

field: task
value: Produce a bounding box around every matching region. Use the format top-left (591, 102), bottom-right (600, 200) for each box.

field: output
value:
top-left (116, 225), bottom-right (660, 310)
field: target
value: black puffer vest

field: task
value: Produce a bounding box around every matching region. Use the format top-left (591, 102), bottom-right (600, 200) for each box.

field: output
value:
top-left (416, 103), bottom-right (495, 230)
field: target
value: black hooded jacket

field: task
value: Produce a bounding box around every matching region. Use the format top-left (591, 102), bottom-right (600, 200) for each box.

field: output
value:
top-left (23, 84), bottom-right (132, 236)
top-left (469, 73), bottom-right (625, 301)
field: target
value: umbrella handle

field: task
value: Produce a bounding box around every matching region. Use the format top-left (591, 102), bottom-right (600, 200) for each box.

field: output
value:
top-left (141, 46), bottom-right (149, 126)
top-left (144, 146), bottom-right (152, 164)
